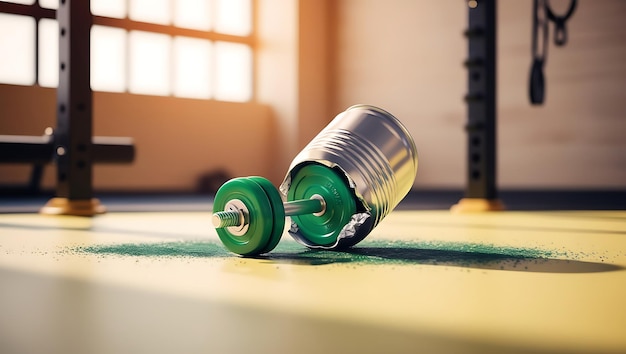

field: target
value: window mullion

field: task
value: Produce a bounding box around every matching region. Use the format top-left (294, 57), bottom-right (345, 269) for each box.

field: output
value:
top-left (93, 16), bottom-right (253, 46)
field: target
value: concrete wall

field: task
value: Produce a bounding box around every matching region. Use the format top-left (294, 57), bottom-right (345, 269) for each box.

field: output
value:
top-left (331, 0), bottom-right (626, 189)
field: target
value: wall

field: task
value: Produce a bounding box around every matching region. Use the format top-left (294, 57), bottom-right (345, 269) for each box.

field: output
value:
top-left (331, 0), bottom-right (626, 189)
top-left (0, 85), bottom-right (273, 192)
top-left (257, 0), bottom-right (333, 182)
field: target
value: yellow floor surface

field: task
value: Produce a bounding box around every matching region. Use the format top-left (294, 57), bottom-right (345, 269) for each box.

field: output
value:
top-left (0, 210), bottom-right (625, 354)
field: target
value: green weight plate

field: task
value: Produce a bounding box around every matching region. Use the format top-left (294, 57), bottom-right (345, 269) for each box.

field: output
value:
top-left (213, 177), bottom-right (275, 256)
top-left (287, 164), bottom-right (357, 247)
top-left (248, 176), bottom-right (285, 254)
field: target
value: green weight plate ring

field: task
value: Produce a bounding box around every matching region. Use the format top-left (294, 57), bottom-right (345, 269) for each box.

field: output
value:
top-left (248, 176), bottom-right (285, 254)
top-left (213, 177), bottom-right (283, 256)
top-left (287, 164), bottom-right (357, 247)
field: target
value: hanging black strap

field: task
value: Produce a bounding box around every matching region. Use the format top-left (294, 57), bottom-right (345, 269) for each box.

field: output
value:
top-left (528, 0), bottom-right (577, 105)
top-left (529, 0), bottom-right (549, 105)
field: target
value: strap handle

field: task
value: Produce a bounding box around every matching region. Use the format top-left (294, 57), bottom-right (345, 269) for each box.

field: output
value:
top-left (545, 0), bottom-right (578, 46)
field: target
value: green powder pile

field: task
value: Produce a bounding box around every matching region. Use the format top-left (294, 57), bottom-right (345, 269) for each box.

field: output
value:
top-left (73, 238), bottom-right (610, 273)
top-left (79, 241), bottom-right (232, 258)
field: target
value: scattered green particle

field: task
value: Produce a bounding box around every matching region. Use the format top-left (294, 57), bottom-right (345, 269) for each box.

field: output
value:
top-left (72, 238), bottom-right (622, 273)
top-left (77, 240), bottom-right (231, 258)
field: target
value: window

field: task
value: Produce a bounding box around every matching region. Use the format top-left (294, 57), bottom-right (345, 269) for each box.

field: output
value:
top-left (0, 0), bottom-right (253, 102)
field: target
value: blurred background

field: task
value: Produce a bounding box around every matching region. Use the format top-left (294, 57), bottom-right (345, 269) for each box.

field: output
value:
top-left (1, 0), bottom-right (625, 195)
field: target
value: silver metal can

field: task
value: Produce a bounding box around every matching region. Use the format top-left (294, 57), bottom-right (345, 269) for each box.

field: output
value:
top-left (280, 105), bottom-right (418, 249)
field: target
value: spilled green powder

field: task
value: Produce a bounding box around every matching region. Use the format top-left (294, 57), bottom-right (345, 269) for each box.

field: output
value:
top-left (78, 239), bottom-right (555, 260)
top-left (79, 241), bottom-right (232, 258)
top-left (70, 238), bottom-right (624, 273)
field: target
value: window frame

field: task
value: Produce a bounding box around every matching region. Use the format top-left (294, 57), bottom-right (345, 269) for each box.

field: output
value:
top-left (0, 0), bottom-right (256, 101)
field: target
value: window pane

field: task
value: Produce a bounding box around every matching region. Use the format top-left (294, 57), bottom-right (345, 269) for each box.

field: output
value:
top-left (130, 0), bottom-right (170, 25)
top-left (215, 0), bottom-right (251, 36)
top-left (38, 0), bottom-right (57, 9)
top-left (38, 18), bottom-right (58, 88)
top-left (129, 30), bottom-right (170, 96)
top-left (92, 25), bottom-right (126, 92)
top-left (0, 0), bottom-right (35, 5)
top-left (92, 0), bottom-right (126, 19)
top-left (214, 41), bottom-right (251, 102)
top-left (0, 13), bottom-right (35, 85)
top-left (174, 0), bottom-right (212, 31)
top-left (173, 36), bottom-right (211, 99)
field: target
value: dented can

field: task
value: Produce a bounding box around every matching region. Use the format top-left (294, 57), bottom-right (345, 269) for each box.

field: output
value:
top-left (280, 105), bottom-right (418, 249)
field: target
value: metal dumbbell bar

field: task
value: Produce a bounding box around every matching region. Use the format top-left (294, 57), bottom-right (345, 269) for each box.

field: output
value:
top-left (213, 195), bottom-right (326, 229)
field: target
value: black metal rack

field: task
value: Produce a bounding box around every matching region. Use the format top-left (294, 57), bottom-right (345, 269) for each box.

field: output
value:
top-left (0, 0), bottom-right (134, 215)
top-left (452, 0), bottom-right (504, 212)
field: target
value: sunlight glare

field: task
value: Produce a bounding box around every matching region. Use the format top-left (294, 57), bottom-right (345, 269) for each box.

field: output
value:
top-left (129, 0), bottom-right (170, 25)
top-left (214, 41), bottom-right (251, 102)
top-left (175, 0), bottom-right (212, 31)
top-left (0, 13), bottom-right (35, 85)
top-left (38, 18), bottom-right (58, 87)
top-left (91, 25), bottom-right (126, 92)
top-left (38, 0), bottom-right (56, 9)
top-left (91, 0), bottom-right (126, 18)
top-left (215, 0), bottom-right (251, 36)
top-left (129, 30), bottom-right (171, 96)
top-left (173, 36), bottom-right (212, 99)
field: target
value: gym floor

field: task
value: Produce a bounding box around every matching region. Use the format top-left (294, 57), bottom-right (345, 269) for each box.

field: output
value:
top-left (1, 192), bottom-right (625, 354)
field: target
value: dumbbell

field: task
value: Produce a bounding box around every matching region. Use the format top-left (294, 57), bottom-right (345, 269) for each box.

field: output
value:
top-left (212, 105), bottom-right (418, 256)
top-left (212, 164), bottom-right (356, 256)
